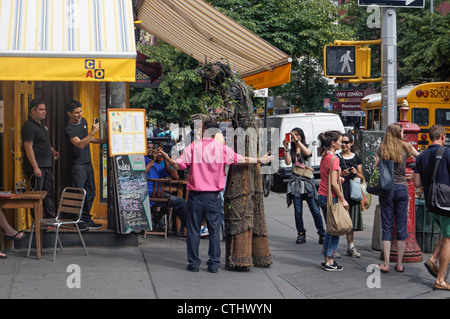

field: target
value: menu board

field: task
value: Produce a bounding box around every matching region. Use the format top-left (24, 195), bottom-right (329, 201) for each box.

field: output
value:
top-left (113, 155), bottom-right (152, 234)
top-left (108, 109), bottom-right (146, 156)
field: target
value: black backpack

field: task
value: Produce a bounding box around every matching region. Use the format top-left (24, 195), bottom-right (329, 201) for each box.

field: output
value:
top-left (427, 146), bottom-right (450, 217)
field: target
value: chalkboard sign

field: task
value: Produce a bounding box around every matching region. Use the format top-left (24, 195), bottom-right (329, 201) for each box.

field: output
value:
top-left (113, 155), bottom-right (152, 234)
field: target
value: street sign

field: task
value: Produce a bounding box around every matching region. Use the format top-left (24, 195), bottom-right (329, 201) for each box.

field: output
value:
top-left (334, 90), bottom-right (365, 99)
top-left (358, 0), bottom-right (424, 8)
top-left (254, 88), bottom-right (268, 98)
top-left (324, 98), bottom-right (331, 110)
top-left (332, 101), bottom-right (362, 111)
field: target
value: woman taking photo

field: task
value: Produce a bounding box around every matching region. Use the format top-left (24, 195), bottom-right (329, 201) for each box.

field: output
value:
top-left (317, 130), bottom-right (348, 271)
top-left (338, 132), bottom-right (364, 258)
top-left (284, 128), bottom-right (325, 244)
top-left (376, 123), bottom-right (418, 273)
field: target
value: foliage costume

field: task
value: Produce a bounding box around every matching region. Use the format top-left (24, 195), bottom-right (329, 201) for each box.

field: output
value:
top-left (196, 62), bottom-right (272, 270)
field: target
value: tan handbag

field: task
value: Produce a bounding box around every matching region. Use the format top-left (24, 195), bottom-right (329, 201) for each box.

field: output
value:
top-left (326, 156), bottom-right (353, 236)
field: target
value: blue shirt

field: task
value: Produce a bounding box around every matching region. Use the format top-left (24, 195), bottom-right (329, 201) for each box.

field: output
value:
top-left (157, 130), bottom-right (176, 140)
top-left (145, 156), bottom-right (169, 206)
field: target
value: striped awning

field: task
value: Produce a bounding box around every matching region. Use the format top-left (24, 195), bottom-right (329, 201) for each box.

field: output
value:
top-left (136, 0), bottom-right (292, 89)
top-left (0, 0), bottom-right (136, 82)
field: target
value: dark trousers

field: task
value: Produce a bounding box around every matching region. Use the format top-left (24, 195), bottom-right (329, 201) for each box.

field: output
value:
top-left (71, 162), bottom-right (96, 222)
top-left (186, 191), bottom-right (221, 271)
top-left (379, 184), bottom-right (409, 241)
top-left (30, 167), bottom-right (55, 218)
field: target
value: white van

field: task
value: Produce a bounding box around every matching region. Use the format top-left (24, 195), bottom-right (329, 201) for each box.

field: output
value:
top-left (266, 112), bottom-right (345, 189)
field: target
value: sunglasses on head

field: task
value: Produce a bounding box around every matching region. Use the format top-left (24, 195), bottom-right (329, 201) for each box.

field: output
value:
top-left (342, 141), bottom-right (351, 144)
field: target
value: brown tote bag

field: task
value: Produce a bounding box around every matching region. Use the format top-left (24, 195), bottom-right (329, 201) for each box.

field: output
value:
top-left (326, 156), bottom-right (353, 236)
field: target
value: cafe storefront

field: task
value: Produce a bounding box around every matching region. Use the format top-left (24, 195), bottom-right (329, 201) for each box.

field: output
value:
top-left (0, 0), bottom-right (136, 233)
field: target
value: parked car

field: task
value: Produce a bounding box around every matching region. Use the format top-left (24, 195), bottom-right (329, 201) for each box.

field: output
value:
top-left (266, 112), bottom-right (345, 190)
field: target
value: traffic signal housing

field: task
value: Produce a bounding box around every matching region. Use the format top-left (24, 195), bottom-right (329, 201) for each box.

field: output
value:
top-left (323, 40), bottom-right (380, 84)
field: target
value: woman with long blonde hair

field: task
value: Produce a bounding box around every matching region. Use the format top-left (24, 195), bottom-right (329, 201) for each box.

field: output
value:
top-left (376, 123), bottom-right (418, 273)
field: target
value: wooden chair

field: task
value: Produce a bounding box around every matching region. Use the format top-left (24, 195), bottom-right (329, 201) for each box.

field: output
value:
top-left (144, 178), bottom-right (171, 239)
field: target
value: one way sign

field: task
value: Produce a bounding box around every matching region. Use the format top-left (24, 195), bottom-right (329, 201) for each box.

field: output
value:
top-left (358, 0), bottom-right (424, 8)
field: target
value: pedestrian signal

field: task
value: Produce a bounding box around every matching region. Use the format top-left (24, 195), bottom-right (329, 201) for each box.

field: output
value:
top-left (324, 45), bottom-right (356, 77)
top-left (324, 40), bottom-right (378, 83)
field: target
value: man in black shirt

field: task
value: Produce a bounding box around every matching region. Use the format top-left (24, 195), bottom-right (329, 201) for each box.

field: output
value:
top-left (65, 100), bottom-right (105, 229)
top-left (22, 98), bottom-right (59, 218)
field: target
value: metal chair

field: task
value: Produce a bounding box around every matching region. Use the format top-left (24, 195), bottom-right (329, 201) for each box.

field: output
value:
top-left (144, 178), bottom-right (171, 239)
top-left (27, 187), bottom-right (88, 261)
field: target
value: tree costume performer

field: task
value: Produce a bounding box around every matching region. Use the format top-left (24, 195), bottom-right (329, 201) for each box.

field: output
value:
top-left (197, 62), bottom-right (272, 271)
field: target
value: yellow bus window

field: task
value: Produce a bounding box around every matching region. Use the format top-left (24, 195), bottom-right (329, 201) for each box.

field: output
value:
top-left (436, 109), bottom-right (450, 126)
top-left (412, 108), bottom-right (429, 126)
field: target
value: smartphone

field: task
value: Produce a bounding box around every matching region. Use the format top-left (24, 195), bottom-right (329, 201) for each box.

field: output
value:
top-left (94, 118), bottom-right (99, 125)
top-left (285, 133), bottom-right (291, 142)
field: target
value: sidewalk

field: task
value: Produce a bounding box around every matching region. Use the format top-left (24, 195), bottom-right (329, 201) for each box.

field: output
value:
top-left (1, 191), bottom-right (448, 299)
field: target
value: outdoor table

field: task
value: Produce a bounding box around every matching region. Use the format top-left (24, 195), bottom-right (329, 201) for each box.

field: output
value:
top-left (0, 191), bottom-right (47, 259)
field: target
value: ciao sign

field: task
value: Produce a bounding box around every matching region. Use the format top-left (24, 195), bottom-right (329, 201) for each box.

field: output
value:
top-left (85, 59), bottom-right (105, 79)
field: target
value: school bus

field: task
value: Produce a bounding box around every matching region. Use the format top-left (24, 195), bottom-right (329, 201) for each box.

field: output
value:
top-left (361, 82), bottom-right (450, 150)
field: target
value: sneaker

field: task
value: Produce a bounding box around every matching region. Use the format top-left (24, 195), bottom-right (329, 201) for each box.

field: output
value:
top-left (296, 232), bottom-right (306, 244)
top-left (323, 261), bottom-right (343, 272)
top-left (200, 226), bottom-right (209, 237)
top-left (77, 221), bottom-right (88, 231)
top-left (347, 247), bottom-right (361, 258)
top-left (84, 220), bottom-right (102, 230)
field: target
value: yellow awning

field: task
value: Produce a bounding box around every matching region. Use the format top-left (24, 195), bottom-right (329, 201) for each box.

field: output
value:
top-left (137, 0), bottom-right (291, 88)
top-left (0, 0), bottom-right (136, 82)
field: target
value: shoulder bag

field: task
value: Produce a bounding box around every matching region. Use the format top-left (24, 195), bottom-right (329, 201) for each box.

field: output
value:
top-left (427, 146), bottom-right (450, 216)
top-left (379, 158), bottom-right (394, 192)
top-left (326, 156), bottom-right (353, 236)
top-left (367, 155), bottom-right (394, 195)
top-left (339, 154), bottom-right (363, 201)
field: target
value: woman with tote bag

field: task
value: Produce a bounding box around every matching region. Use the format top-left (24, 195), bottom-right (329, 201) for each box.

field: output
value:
top-left (317, 130), bottom-right (349, 271)
top-left (376, 123), bottom-right (418, 274)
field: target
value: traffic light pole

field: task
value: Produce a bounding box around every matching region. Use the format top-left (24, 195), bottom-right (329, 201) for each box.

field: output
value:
top-left (381, 7), bottom-right (397, 131)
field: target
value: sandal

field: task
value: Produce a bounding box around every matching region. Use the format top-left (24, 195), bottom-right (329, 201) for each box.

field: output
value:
top-left (0, 252), bottom-right (6, 259)
top-left (395, 264), bottom-right (405, 273)
top-left (378, 264), bottom-right (389, 273)
top-left (433, 281), bottom-right (450, 291)
top-left (4, 231), bottom-right (25, 241)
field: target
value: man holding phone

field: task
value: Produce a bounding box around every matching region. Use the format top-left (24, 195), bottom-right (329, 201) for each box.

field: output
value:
top-left (65, 100), bottom-right (105, 230)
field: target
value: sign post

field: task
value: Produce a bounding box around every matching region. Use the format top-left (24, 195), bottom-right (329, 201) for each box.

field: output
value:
top-left (357, 0), bottom-right (424, 130)
top-left (381, 7), bottom-right (397, 131)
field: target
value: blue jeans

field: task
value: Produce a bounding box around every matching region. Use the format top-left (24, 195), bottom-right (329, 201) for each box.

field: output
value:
top-left (293, 194), bottom-right (325, 235)
top-left (318, 195), bottom-right (340, 258)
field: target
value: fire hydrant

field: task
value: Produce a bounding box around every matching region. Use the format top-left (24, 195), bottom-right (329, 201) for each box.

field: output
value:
top-left (387, 99), bottom-right (423, 262)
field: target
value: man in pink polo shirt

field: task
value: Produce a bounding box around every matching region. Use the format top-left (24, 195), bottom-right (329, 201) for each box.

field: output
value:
top-left (173, 122), bottom-right (273, 273)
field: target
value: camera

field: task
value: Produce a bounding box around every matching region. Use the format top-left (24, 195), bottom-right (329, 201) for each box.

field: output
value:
top-left (94, 118), bottom-right (99, 125)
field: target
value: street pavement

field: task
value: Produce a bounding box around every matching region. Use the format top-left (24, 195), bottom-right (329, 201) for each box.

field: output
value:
top-left (1, 190), bottom-right (449, 300)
